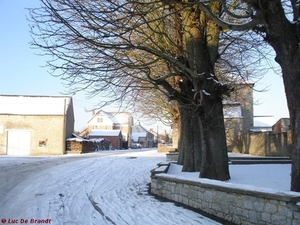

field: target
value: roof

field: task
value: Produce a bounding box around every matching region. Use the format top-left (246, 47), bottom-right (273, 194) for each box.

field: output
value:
top-left (222, 100), bottom-right (240, 105)
top-left (89, 130), bottom-right (121, 137)
top-left (102, 111), bottom-right (119, 124)
top-left (67, 137), bottom-right (106, 143)
top-left (132, 132), bottom-right (147, 142)
top-left (253, 116), bottom-right (276, 127)
top-left (0, 95), bottom-right (72, 115)
top-left (87, 110), bottom-right (119, 124)
top-left (132, 124), bottom-right (148, 133)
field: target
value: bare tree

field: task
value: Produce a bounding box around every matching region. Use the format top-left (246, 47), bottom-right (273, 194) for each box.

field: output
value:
top-left (29, 0), bottom-right (236, 180)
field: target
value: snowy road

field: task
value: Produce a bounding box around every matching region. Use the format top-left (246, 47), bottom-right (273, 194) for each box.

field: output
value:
top-left (0, 150), bottom-right (222, 225)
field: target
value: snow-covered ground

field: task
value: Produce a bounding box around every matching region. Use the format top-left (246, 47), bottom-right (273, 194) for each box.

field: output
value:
top-left (0, 149), bottom-right (293, 225)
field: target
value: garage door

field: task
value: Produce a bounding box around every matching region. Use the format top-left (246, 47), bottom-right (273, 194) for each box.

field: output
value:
top-left (7, 130), bottom-right (31, 156)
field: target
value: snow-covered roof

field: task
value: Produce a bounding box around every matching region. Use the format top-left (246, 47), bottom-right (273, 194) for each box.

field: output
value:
top-left (67, 133), bottom-right (87, 142)
top-left (67, 137), bottom-right (84, 142)
top-left (67, 137), bottom-right (106, 142)
top-left (88, 110), bottom-right (122, 125)
top-left (132, 132), bottom-right (147, 142)
top-left (132, 123), bottom-right (148, 133)
top-left (253, 116), bottom-right (276, 127)
top-left (102, 111), bottom-right (119, 124)
top-left (250, 116), bottom-right (276, 132)
top-left (89, 130), bottom-right (121, 137)
top-left (222, 100), bottom-right (240, 105)
top-left (0, 95), bottom-right (72, 115)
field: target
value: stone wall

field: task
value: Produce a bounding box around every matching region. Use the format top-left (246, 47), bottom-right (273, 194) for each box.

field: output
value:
top-left (236, 131), bottom-right (292, 156)
top-left (157, 144), bottom-right (176, 153)
top-left (151, 166), bottom-right (300, 225)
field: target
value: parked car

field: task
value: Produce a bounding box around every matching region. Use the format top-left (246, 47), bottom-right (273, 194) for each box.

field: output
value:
top-left (131, 143), bottom-right (142, 149)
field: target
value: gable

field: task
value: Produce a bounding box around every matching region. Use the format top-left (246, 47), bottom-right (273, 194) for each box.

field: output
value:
top-left (88, 110), bottom-right (119, 125)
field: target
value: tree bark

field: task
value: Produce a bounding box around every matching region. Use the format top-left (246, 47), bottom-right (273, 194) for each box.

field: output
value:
top-left (177, 104), bottom-right (202, 172)
top-left (176, 3), bottom-right (230, 180)
top-left (198, 93), bottom-right (230, 180)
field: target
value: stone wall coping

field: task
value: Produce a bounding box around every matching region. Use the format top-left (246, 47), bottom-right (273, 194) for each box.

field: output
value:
top-left (154, 174), bottom-right (300, 203)
top-left (166, 152), bottom-right (179, 155)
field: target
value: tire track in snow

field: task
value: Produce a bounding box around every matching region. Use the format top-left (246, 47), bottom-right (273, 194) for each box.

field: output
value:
top-left (0, 150), bottom-right (221, 225)
top-left (87, 195), bottom-right (117, 225)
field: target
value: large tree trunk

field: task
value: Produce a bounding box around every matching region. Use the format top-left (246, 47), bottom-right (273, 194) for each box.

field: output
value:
top-left (177, 104), bottom-right (202, 172)
top-left (176, 3), bottom-right (230, 180)
top-left (253, 1), bottom-right (300, 191)
top-left (199, 94), bottom-right (230, 180)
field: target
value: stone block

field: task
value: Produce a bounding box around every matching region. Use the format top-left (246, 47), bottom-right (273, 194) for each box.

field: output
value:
top-left (205, 190), bottom-right (213, 202)
top-left (265, 202), bottom-right (278, 214)
top-left (293, 210), bottom-right (300, 220)
top-left (278, 205), bottom-right (292, 218)
top-left (253, 201), bottom-right (265, 211)
top-left (249, 210), bottom-right (258, 224)
top-left (183, 197), bottom-right (189, 205)
top-left (261, 213), bottom-right (271, 223)
top-left (271, 214), bottom-right (286, 225)
top-left (244, 200), bottom-right (253, 210)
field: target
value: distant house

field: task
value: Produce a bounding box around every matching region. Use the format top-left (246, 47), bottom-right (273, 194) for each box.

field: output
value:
top-left (0, 95), bottom-right (74, 155)
top-left (222, 78), bottom-right (254, 151)
top-left (88, 129), bottom-right (123, 149)
top-left (85, 110), bottom-right (133, 147)
top-left (132, 121), bottom-right (155, 148)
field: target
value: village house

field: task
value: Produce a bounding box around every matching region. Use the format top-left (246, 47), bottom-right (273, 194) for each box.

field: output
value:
top-left (84, 110), bottom-right (133, 148)
top-left (0, 95), bottom-right (74, 155)
top-left (132, 121), bottom-right (155, 148)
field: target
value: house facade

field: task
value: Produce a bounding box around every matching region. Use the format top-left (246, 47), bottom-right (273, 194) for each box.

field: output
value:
top-left (0, 95), bottom-right (74, 155)
top-left (86, 110), bottom-right (133, 147)
top-left (132, 121), bottom-right (155, 148)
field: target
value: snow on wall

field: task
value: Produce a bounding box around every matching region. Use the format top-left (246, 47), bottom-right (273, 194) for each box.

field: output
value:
top-left (151, 163), bottom-right (300, 225)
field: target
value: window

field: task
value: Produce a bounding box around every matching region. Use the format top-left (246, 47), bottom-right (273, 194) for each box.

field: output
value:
top-left (39, 140), bottom-right (47, 147)
top-left (223, 105), bottom-right (242, 118)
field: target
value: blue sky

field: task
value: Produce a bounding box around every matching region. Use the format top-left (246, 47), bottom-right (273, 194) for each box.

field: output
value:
top-left (0, 1), bottom-right (289, 131)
